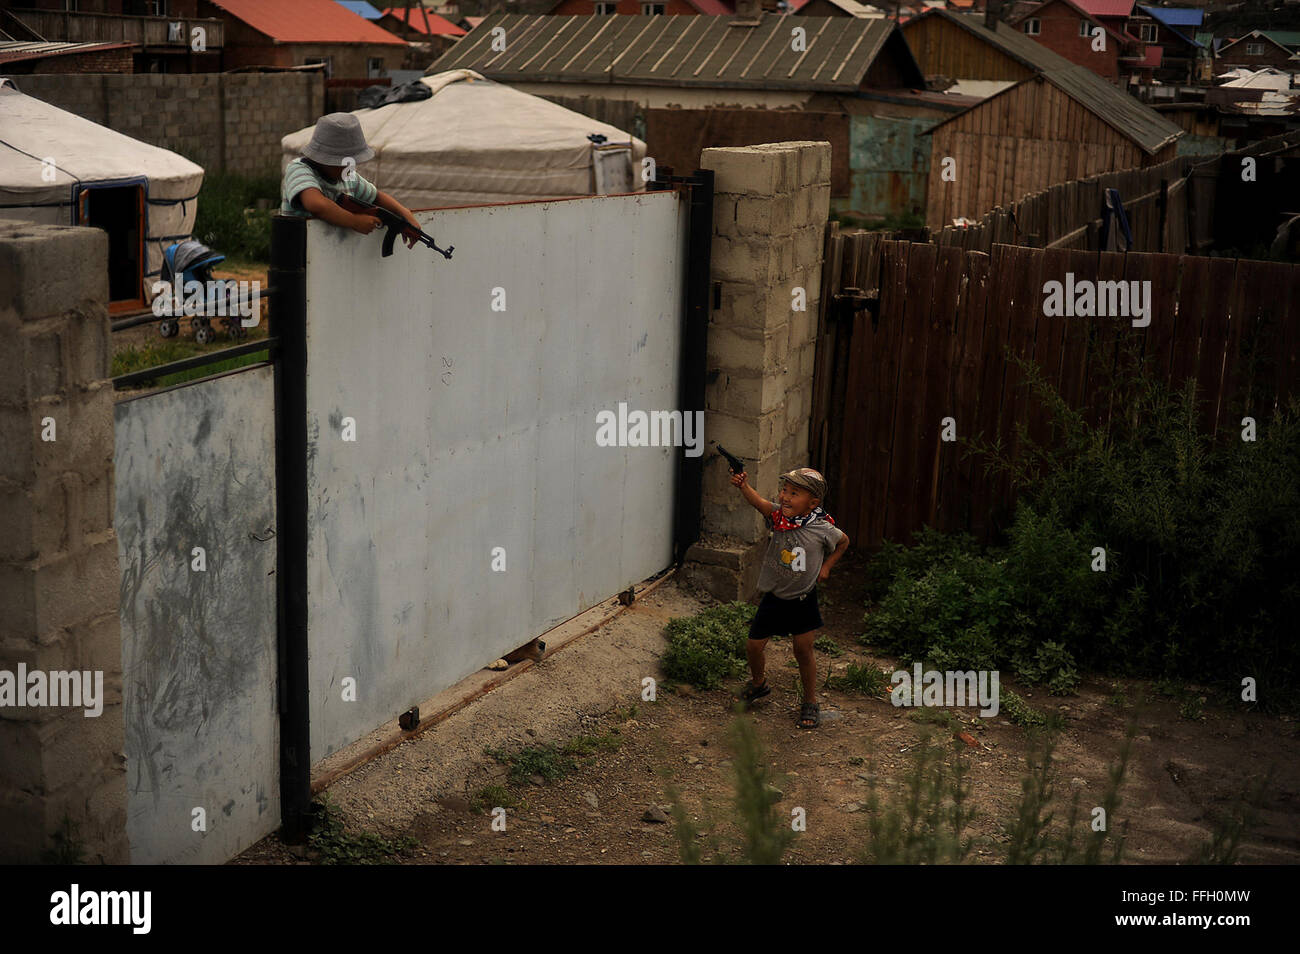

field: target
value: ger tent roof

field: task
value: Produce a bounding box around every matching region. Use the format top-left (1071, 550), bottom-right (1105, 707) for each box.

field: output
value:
top-left (0, 82), bottom-right (204, 291)
top-left (280, 70), bottom-right (648, 208)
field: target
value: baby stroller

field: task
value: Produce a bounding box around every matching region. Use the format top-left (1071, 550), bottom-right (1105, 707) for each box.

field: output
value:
top-left (157, 240), bottom-right (247, 344)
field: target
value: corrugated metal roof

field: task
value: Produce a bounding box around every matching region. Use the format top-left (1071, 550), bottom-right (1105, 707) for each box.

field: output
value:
top-left (0, 40), bottom-right (135, 65)
top-left (1069, 0), bottom-right (1136, 17)
top-left (426, 14), bottom-right (916, 91)
top-left (921, 12), bottom-right (1182, 154)
top-left (206, 0), bottom-right (406, 45)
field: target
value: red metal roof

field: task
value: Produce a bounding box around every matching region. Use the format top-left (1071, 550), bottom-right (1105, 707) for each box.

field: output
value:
top-left (1136, 43), bottom-right (1162, 67)
top-left (1068, 0), bottom-right (1136, 17)
top-left (207, 0), bottom-right (406, 45)
top-left (378, 9), bottom-right (466, 35)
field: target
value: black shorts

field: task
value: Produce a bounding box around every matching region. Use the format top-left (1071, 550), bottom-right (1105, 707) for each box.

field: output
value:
top-left (748, 589), bottom-right (823, 640)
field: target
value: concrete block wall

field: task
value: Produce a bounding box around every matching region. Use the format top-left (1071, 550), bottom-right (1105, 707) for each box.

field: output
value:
top-left (682, 141), bottom-right (832, 601)
top-left (13, 72), bottom-right (325, 178)
top-left (0, 222), bottom-right (128, 864)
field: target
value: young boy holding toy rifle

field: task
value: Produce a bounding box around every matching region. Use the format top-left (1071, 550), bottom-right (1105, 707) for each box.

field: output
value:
top-left (280, 112), bottom-right (421, 247)
top-left (728, 462), bottom-right (849, 729)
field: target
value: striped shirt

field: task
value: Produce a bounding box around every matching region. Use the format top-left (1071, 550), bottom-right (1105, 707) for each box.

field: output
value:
top-left (280, 157), bottom-right (378, 217)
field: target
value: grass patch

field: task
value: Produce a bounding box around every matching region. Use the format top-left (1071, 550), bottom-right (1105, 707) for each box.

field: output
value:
top-left (470, 785), bottom-right (518, 814)
top-left (1000, 689), bottom-right (1063, 729)
top-left (826, 662), bottom-right (888, 695)
top-left (112, 339), bottom-right (269, 389)
top-left (813, 635), bottom-right (843, 656)
top-left (308, 795), bottom-right (418, 864)
top-left (484, 732), bottom-right (622, 787)
top-left (661, 601), bottom-right (755, 690)
top-left (670, 715), bottom-right (797, 864)
top-left (908, 708), bottom-right (959, 730)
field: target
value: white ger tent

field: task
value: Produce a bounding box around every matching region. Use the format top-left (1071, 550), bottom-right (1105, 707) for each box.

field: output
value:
top-left (281, 70), bottom-right (647, 208)
top-left (0, 79), bottom-right (204, 307)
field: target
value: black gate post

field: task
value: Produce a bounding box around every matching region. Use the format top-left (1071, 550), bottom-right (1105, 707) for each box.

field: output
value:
top-left (671, 168), bottom-right (714, 563)
top-left (268, 213), bottom-right (311, 843)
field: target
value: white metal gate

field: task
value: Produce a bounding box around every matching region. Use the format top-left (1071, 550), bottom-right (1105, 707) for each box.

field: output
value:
top-left (304, 191), bottom-right (690, 761)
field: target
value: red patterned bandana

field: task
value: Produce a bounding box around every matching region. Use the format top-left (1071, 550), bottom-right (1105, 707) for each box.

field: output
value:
top-left (770, 506), bottom-right (835, 532)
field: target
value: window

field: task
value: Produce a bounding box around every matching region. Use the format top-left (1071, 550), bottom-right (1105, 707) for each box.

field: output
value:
top-left (304, 56), bottom-right (333, 79)
top-left (1079, 20), bottom-right (1093, 37)
top-left (595, 1), bottom-right (618, 12)
top-left (641, 3), bottom-right (665, 13)
top-left (1246, 42), bottom-right (1265, 56)
top-left (1024, 19), bottom-right (1041, 36)
top-left (1139, 23), bottom-right (1157, 42)
top-left (367, 58), bottom-right (384, 78)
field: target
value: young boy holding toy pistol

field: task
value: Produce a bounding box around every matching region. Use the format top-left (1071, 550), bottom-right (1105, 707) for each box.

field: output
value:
top-left (729, 465), bottom-right (849, 729)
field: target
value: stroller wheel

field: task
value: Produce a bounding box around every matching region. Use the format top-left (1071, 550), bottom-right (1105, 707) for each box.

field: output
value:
top-left (159, 318), bottom-right (178, 338)
top-left (195, 325), bottom-right (214, 345)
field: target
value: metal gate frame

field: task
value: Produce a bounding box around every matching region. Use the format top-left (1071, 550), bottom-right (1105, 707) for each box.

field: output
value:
top-left (265, 171), bottom-right (714, 843)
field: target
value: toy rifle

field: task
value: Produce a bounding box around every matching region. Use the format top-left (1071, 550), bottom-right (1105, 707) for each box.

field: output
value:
top-left (715, 444), bottom-right (746, 474)
top-left (336, 194), bottom-right (453, 260)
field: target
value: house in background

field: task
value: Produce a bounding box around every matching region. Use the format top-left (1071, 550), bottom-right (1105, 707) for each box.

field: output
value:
top-left (3, 0), bottom-right (224, 72)
top-left (1129, 5), bottom-right (1206, 83)
top-left (374, 6), bottom-right (465, 56)
top-left (1004, 0), bottom-right (1137, 82)
top-left (905, 9), bottom-right (1182, 226)
top-left (430, 13), bottom-right (969, 223)
top-left (200, 0), bottom-right (406, 79)
top-left (1215, 31), bottom-right (1300, 77)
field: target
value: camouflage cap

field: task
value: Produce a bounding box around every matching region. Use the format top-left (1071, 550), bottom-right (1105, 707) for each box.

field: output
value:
top-left (779, 467), bottom-right (828, 501)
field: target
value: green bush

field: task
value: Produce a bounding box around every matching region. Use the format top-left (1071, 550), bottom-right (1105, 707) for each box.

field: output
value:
top-left (661, 602), bottom-right (755, 690)
top-left (864, 353), bottom-right (1300, 707)
top-left (193, 172), bottom-right (280, 263)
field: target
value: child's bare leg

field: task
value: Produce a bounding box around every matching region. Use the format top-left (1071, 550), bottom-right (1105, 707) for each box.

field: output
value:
top-left (747, 638), bottom-right (768, 686)
top-left (792, 630), bottom-right (818, 704)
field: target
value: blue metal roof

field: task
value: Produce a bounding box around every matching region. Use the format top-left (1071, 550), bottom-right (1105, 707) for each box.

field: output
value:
top-left (334, 0), bottom-right (383, 19)
top-left (1138, 6), bottom-right (1204, 28)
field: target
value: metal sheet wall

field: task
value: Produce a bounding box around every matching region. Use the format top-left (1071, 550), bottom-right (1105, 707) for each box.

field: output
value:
top-left (305, 191), bottom-right (688, 762)
top-left (114, 366), bottom-right (280, 864)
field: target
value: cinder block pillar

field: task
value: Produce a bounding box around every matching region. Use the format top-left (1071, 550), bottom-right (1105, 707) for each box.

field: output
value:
top-left (0, 222), bottom-right (128, 864)
top-left (682, 142), bottom-right (832, 601)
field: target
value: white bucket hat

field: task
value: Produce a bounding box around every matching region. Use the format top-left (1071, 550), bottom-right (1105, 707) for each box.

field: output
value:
top-left (301, 112), bottom-right (375, 165)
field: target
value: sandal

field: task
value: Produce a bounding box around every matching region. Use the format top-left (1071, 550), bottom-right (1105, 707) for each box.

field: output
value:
top-left (798, 702), bottom-right (820, 729)
top-left (740, 678), bottom-right (771, 708)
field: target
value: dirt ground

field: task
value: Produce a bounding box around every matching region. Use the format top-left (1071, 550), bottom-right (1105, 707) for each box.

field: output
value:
top-left (234, 551), bottom-right (1300, 865)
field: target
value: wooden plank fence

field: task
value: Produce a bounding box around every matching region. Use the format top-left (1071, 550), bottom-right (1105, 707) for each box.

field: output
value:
top-left (810, 239), bottom-right (1300, 548)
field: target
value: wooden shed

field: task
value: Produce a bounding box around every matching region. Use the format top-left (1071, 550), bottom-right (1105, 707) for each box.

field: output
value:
top-left (902, 9), bottom-right (1040, 83)
top-left (911, 11), bottom-right (1183, 227)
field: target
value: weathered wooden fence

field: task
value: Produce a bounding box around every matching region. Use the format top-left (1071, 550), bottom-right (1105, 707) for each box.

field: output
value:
top-left (810, 237), bottom-right (1300, 548)
top-left (863, 132), bottom-right (1300, 257)
top-left (931, 155), bottom-right (1193, 254)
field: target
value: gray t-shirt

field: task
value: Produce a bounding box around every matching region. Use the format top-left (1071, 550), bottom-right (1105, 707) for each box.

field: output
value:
top-left (756, 514), bottom-right (846, 599)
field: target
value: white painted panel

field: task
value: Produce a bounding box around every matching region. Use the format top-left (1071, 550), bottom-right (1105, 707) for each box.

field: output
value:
top-left (306, 191), bottom-right (688, 762)
top-left (114, 366), bottom-right (280, 864)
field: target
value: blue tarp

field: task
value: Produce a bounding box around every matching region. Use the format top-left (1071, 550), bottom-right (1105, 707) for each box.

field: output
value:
top-left (335, 0), bottom-right (383, 19)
